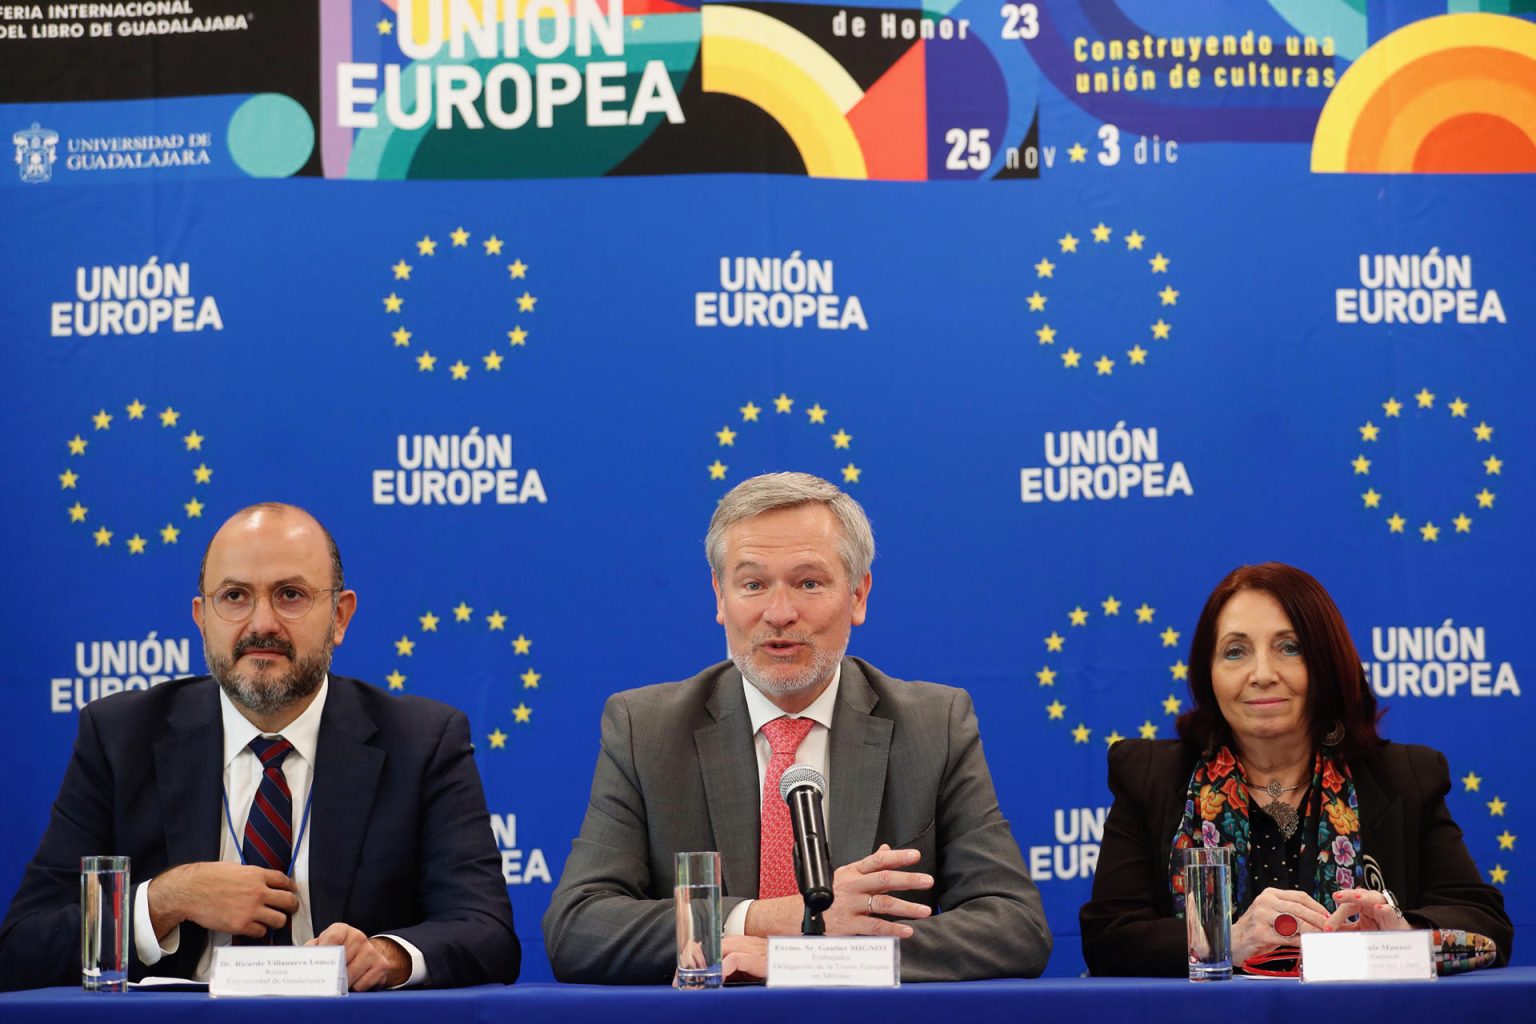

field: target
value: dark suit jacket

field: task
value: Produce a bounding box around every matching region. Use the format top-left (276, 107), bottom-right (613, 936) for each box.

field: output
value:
top-left (542, 657), bottom-right (1051, 983)
top-left (1079, 738), bottom-right (1513, 976)
top-left (0, 675), bottom-right (520, 990)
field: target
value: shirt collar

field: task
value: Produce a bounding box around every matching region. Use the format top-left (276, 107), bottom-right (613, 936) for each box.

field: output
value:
top-left (218, 675), bottom-right (330, 769)
top-left (743, 661), bottom-right (841, 736)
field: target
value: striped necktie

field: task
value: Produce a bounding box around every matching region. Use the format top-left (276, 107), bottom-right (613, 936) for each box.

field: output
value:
top-left (236, 734), bottom-right (294, 945)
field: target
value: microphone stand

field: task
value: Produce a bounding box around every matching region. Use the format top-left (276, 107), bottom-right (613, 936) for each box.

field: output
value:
top-left (794, 845), bottom-right (828, 935)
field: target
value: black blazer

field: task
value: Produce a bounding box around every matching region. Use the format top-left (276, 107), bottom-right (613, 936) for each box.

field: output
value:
top-left (0, 675), bottom-right (519, 990)
top-left (1079, 739), bottom-right (1512, 976)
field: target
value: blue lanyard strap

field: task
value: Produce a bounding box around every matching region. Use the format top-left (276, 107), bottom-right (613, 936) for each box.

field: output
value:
top-left (221, 770), bottom-right (315, 879)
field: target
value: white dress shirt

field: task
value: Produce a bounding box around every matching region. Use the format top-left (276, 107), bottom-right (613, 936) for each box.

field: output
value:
top-left (724, 664), bottom-right (840, 935)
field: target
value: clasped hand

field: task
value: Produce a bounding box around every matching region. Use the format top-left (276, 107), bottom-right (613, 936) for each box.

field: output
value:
top-left (1233, 886), bottom-right (1409, 962)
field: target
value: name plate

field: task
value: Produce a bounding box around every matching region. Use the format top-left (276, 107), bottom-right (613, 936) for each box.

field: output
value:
top-left (767, 936), bottom-right (900, 988)
top-left (210, 946), bottom-right (347, 997)
top-left (1300, 931), bottom-right (1435, 982)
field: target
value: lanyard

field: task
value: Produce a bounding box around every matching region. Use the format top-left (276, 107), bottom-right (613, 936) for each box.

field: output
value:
top-left (221, 764), bottom-right (315, 879)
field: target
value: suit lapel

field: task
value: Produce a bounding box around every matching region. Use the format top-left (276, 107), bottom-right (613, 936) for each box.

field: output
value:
top-left (1352, 753), bottom-right (1402, 884)
top-left (307, 678), bottom-right (384, 929)
top-left (154, 681), bottom-right (223, 870)
top-left (827, 660), bottom-right (892, 870)
top-left (696, 669), bottom-right (761, 898)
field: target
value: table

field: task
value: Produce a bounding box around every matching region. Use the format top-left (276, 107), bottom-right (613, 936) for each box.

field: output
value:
top-left (3, 969), bottom-right (1532, 1024)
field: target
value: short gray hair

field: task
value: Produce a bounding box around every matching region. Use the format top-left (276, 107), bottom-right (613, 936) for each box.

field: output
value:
top-left (706, 472), bottom-right (874, 588)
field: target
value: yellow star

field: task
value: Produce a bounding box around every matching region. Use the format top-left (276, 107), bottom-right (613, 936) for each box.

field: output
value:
top-left (1160, 627), bottom-right (1181, 648)
top-left (92, 409), bottom-right (112, 430)
top-left (1046, 700), bottom-right (1066, 720)
top-left (184, 497), bottom-right (204, 518)
top-left (1139, 720), bottom-right (1158, 740)
top-left (1387, 513), bottom-right (1406, 533)
top-left (1163, 694), bottom-right (1182, 715)
top-left (59, 469), bottom-right (79, 489)
top-left (453, 602), bottom-right (473, 622)
top-left (1135, 604), bottom-right (1155, 623)
top-left (521, 667), bottom-right (542, 689)
top-left (1415, 388), bottom-right (1435, 409)
top-left (1105, 731), bottom-right (1125, 746)
top-left (1072, 723), bottom-right (1092, 744)
top-left (1068, 606), bottom-right (1089, 627)
top-left (67, 502), bottom-right (88, 523)
top-left (1487, 796), bottom-right (1507, 816)
top-left (1044, 631), bottom-right (1065, 652)
top-left (159, 406), bottom-right (180, 427)
top-left (1476, 488), bottom-right (1495, 509)
top-left (183, 429), bottom-right (204, 451)
top-left (841, 463), bottom-right (861, 484)
top-left (740, 401), bottom-right (762, 422)
top-left (831, 429), bottom-right (852, 449)
top-left (1148, 252), bottom-right (1170, 273)
top-left (1362, 489), bottom-right (1381, 508)
top-left (1025, 291), bottom-right (1047, 312)
top-left (1496, 830), bottom-right (1516, 850)
top-left (707, 459), bottom-right (728, 481)
top-left (383, 292), bottom-right (403, 313)
top-left (483, 235), bottom-right (503, 255)
top-left (1036, 324), bottom-right (1057, 345)
top-left (1067, 142), bottom-right (1088, 163)
top-left (486, 610), bottom-right (508, 631)
top-left (416, 351), bottom-right (437, 372)
top-left (1127, 345), bottom-right (1148, 365)
top-left (392, 327), bottom-right (412, 347)
top-left (126, 399), bottom-right (146, 420)
top-left (487, 728), bottom-right (508, 749)
top-left (386, 669), bottom-right (406, 690)
top-left (806, 404), bottom-right (829, 425)
top-left (1124, 230), bottom-right (1146, 250)
top-left (1095, 355), bottom-right (1115, 376)
top-left (517, 292), bottom-right (537, 312)
top-left (1036, 666), bottom-right (1057, 686)
top-left (513, 702), bottom-right (533, 724)
top-left (93, 525), bottom-right (112, 547)
top-left (1352, 454), bottom-right (1371, 475)
top-left (508, 259), bottom-right (528, 278)
top-left (192, 463), bottom-right (212, 484)
top-left (449, 360), bottom-right (470, 381)
top-left (508, 326), bottom-right (528, 346)
top-left (1419, 521), bottom-right (1440, 542)
top-left (417, 235), bottom-right (437, 256)
top-left (512, 634), bottom-right (532, 655)
top-left (774, 393), bottom-right (794, 413)
top-left (1091, 222), bottom-right (1112, 243)
top-left (1462, 771), bottom-right (1482, 792)
top-left (631, 16), bottom-right (643, 29)
top-left (1102, 596), bottom-right (1122, 616)
top-left (1170, 661), bottom-right (1189, 680)
top-left (1473, 421), bottom-right (1494, 442)
top-left (715, 425), bottom-right (737, 446)
top-left (1489, 865), bottom-right (1508, 885)
top-left (126, 534), bottom-right (147, 554)
top-left (67, 435), bottom-right (87, 456)
top-left (1484, 455), bottom-right (1502, 475)
top-left (1158, 285), bottom-right (1179, 306)
top-left (394, 635), bottom-right (415, 657)
top-left (391, 259), bottom-right (412, 280)
top-left (419, 611), bottom-right (440, 632)
top-left (160, 523), bottom-right (179, 544)
top-left (1061, 348), bottom-right (1082, 368)
top-left (1058, 232), bottom-right (1079, 253)
top-left (376, 17), bottom-right (391, 34)
top-left (1453, 513), bottom-right (1472, 534)
top-left (1448, 397), bottom-right (1469, 418)
top-left (1359, 422), bottom-right (1379, 442)
top-left (1378, 397), bottom-right (1402, 419)
top-left (1034, 257), bottom-right (1055, 278)
top-left (483, 350), bottom-right (504, 371)
top-left (1150, 319), bottom-right (1171, 340)
top-left (450, 226), bottom-right (470, 247)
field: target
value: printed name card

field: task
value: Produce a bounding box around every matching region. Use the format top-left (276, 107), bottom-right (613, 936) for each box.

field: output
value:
top-left (210, 945), bottom-right (347, 997)
top-left (766, 936), bottom-right (899, 988)
top-left (1300, 931), bottom-right (1435, 982)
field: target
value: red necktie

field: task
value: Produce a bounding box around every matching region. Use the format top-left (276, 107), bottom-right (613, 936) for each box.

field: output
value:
top-left (235, 735), bottom-right (294, 945)
top-left (758, 716), bottom-right (816, 899)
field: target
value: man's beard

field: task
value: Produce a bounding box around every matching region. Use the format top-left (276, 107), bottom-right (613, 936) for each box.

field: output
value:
top-left (206, 630), bottom-right (332, 717)
top-left (730, 632), bottom-right (845, 700)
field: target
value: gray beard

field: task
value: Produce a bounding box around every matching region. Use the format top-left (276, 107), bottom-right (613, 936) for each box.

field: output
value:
top-left (731, 637), bottom-right (845, 701)
top-left (206, 631), bottom-right (332, 718)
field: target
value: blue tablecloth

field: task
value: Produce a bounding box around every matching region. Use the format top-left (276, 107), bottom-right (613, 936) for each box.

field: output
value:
top-left (2, 969), bottom-right (1533, 1024)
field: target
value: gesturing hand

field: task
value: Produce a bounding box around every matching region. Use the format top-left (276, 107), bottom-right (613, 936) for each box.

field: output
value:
top-left (822, 844), bottom-right (934, 939)
top-left (147, 862), bottom-right (298, 940)
top-left (1326, 889), bottom-right (1410, 933)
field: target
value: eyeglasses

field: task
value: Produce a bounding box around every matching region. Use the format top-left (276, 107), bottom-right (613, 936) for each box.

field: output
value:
top-left (200, 583), bottom-right (341, 622)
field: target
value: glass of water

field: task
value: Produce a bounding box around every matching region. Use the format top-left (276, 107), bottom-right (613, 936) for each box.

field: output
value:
top-left (1182, 847), bottom-right (1232, 981)
top-left (674, 851), bottom-right (722, 989)
top-left (81, 856), bottom-right (131, 992)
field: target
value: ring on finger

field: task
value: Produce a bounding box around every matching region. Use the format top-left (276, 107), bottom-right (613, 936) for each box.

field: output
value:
top-left (1273, 912), bottom-right (1299, 938)
top-left (867, 894), bottom-right (877, 916)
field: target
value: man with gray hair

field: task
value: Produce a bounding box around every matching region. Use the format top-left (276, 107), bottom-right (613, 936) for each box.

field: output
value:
top-left (544, 472), bottom-right (1050, 982)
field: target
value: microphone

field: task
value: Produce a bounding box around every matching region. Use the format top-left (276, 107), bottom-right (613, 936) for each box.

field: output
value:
top-left (779, 764), bottom-right (834, 920)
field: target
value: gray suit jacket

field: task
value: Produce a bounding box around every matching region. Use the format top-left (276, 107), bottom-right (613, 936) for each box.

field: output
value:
top-left (542, 657), bottom-right (1050, 982)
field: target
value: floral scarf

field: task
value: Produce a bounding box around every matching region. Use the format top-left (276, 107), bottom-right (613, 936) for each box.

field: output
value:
top-left (1169, 745), bottom-right (1363, 916)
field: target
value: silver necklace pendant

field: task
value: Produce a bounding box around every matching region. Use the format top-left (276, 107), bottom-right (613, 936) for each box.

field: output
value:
top-left (1265, 779), bottom-right (1286, 800)
top-left (1261, 798), bottom-right (1300, 839)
